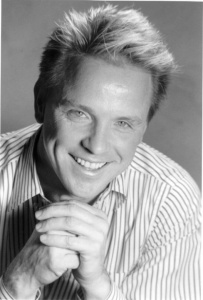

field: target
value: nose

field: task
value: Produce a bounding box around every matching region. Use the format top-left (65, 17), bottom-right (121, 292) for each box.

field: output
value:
top-left (81, 123), bottom-right (110, 155)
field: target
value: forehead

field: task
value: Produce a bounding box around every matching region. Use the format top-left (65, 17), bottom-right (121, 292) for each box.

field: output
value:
top-left (60, 58), bottom-right (152, 123)
top-left (66, 57), bottom-right (152, 103)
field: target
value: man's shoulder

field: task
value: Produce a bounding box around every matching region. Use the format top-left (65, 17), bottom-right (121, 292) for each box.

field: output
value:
top-left (0, 123), bottom-right (41, 169)
top-left (130, 142), bottom-right (200, 194)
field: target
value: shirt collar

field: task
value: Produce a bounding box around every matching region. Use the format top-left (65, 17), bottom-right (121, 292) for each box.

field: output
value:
top-left (8, 127), bottom-right (128, 212)
top-left (110, 172), bottom-right (128, 197)
top-left (8, 127), bottom-right (44, 212)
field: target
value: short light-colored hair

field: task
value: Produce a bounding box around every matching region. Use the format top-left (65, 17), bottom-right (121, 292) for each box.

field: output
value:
top-left (36, 4), bottom-right (177, 122)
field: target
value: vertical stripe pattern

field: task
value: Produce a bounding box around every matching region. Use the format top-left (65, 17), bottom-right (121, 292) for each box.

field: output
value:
top-left (0, 124), bottom-right (201, 300)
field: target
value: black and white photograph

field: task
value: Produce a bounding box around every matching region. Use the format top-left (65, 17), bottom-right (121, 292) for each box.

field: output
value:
top-left (0, 1), bottom-right (201, 300)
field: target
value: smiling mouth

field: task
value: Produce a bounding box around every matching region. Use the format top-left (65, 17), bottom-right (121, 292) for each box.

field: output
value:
top-left (72, 156), bottom-right (107, 170)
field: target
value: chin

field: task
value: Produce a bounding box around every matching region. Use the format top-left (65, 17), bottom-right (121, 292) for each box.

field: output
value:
top-left (79, 183), bottom-right (107, 202)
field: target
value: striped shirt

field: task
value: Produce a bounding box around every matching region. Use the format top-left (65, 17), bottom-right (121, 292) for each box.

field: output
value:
top-left (0, 123), bottom-right (201, 300)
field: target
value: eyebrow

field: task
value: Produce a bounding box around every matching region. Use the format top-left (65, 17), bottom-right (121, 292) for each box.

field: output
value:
top-left (60, 98), bottom-right (144, 124)
top-left (60, 98), bottom-right (96, 115)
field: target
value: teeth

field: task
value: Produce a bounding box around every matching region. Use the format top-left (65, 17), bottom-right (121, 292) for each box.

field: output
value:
top-left (73, 156), bottom-right (106, 170)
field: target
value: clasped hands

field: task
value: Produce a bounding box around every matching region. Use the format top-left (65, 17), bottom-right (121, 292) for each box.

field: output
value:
top-left (4, 200), bottom-right (111, 300)
top-left (35, 200), bottom-right (111, 299)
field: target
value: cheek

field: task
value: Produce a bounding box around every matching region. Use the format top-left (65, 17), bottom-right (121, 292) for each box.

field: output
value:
top-left (118, 137), bottom-right (140, 164)
top-left (43, 114), bottom-right (68, 144)
top-left (43, 110), bottom-right (60, 140)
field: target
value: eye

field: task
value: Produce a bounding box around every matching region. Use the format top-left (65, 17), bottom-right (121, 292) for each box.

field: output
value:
top-left (116, 121), bottom-right (131, 128)
top-left (68, 110), bottom-right (87, 119)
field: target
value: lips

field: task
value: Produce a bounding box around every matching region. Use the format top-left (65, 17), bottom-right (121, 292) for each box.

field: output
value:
top-left (73, 156), bottom-right (106, 170)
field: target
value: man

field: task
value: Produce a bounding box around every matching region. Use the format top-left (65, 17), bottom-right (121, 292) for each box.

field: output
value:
top-left (0, 4), bottom-right (201, 300)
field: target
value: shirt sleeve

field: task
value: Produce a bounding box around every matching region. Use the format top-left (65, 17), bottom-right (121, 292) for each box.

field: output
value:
top-left (0, 277), bottom-right (41, 300)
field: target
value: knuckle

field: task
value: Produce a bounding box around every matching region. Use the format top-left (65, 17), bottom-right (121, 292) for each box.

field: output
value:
top-left (47, 218), bottom-right (53, 227)
top-left (97, 230), bottom-right (105, 242)
top-left (42, 218), bottom-right (53, 231)
top-left (98, 220), bottom-right (109, 235)
top-left (49, 205), bottom-right (55, 214)
top-left (65, 235), bottom-right (72, 247)
top-left (72, 256), bottom-right (80, 269)
top-left (65, 216), bottom-right (74, 228)
top-left (44, 205), bottom-right (53, 215)
top-left (99, 209), bottom-right (108, 220)
top-left (68, 204), bottom-right (76, 215)
top-left (39, 220), bottom-right (46, 230)
top-left (92, 241), bottom-right (100, 254)
top-left (94, 227), bottom-right (108, 246)
top-left (66, 235), bottom-right (78, 248)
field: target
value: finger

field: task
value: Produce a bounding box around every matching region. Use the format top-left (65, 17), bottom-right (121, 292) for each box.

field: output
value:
top-left (48, 247), bottom-right (80, 269)
top-left (36, 217), bottom-right (104, 239)
top-left (48, 230), bottom-right (75, 237)
top-left (63, 254), bottom-right (80, 270)
top-left (61, 200), bottom-right (107, 220)
top-left (40, 233), bottom-right (92, 253)
top-left (35, 201), bottom-right (107, 222)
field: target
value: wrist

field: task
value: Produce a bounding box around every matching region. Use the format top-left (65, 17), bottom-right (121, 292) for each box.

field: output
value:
top-left (3, 264), bottom-right (40, 300)
top-left (81, 271), bottom-right (111, 300)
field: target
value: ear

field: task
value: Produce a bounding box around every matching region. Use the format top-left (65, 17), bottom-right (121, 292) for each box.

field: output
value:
top-left (34, 79), bottom-right (45, 123)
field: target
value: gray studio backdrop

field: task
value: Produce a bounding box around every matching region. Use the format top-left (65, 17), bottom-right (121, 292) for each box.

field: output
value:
top-left (1, 1), bottom-right (202, 188)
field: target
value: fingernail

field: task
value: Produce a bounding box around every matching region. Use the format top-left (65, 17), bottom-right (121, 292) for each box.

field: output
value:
top-left (40, 234), bottom-right (46, 242)
top-left (35, 210), bottom-right (42, 219)
top-left (36, 223), bottom-right (42, 230)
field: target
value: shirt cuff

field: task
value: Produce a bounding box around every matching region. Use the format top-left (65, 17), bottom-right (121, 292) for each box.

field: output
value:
top-left (0, 277), bottom-right (41, 300)
top-left (0, 277), bottom-right (15, 300)
top-left (104, 282), bottom-right (125, 300)
top-left (76, 279), bottom-right (125, 300)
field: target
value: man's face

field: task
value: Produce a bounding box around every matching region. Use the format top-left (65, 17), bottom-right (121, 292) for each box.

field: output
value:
top-left (38, 57), bottom-right (152, 203)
